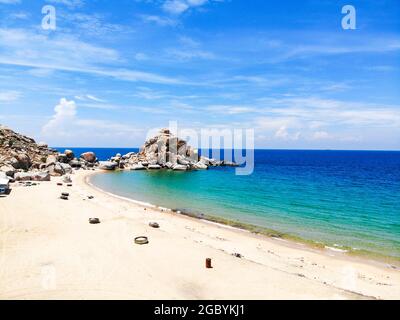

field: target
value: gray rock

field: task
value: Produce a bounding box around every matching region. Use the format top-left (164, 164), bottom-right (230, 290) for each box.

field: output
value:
top-left (69, 160), bottom-right (82, 168)
top-left (63, 175), bottom-right (72, 183)
top-left (46, 155), bottom-right (57, 166)
top-left (130, 164), bottom-right (146, 171)
top-left (194, 162), bottom-right (208, 170)
top-left (99, 161), bottom-right (118, 171)
top-left (148, 164), bottom-right (162, 170)
top-left (177, 157), bottom-right (190, 166)
top-left (59, 163), bottom-right (72, 174)
top-left (223, 161), bottom-right (239, 167)
top-left (173, 164), bottom-right (188, 171)
top-left (31, 171), bottom-right (51, 181)
top-left (57, 154), bottom-right (69, 163)
top-left (14, 172), bottom-right (33, 181)
top-left (11, 153), bottom-right (31, 170)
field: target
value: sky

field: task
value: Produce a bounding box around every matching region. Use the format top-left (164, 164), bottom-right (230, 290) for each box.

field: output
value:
top-left (0, 0), bottom-right (399, 149)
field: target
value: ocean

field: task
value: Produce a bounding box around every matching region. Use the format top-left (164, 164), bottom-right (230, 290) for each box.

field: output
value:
top-left (57, 148), bottom-right (400, 261)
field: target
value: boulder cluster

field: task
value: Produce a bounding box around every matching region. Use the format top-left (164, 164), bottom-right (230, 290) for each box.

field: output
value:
top-left (0, 126), bottom-right (98, 181)
top-left (0, 126), bottom-right (237, 181)
top-left (108, 129), bottom-right (238, 171)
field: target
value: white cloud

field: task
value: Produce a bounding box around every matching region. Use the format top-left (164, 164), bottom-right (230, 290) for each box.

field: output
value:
top-left (42, 98), bottom-right (77, 137)
top-left (40, 98), bottom-right (144, 145)
top-left (0, 90), bottom-right (21, 102)
top-left (0, 28), bottom-right (185, 85)
top-left (139, 14), bottom-right (178, 26)
top-left (162, 0), bottom-right (212, 15)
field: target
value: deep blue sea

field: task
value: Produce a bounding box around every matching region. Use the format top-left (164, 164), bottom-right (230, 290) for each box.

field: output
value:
top-left (57, 148), bottom-right (400, 260)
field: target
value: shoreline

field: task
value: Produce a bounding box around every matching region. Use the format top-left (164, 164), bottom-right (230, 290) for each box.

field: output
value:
top-left (1, 169), bottom-right (399, 299)
top-left (87, 170), bottom-right (400, 268)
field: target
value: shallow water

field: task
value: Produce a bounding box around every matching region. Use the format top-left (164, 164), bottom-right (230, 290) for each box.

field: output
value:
top-left (83, 149), bottom-right (400, 260)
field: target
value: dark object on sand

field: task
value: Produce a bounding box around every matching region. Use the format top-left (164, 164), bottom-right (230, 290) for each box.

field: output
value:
top-left (135, 236), bottom-right (149, 245)
top-left (89, 218), bottom-right (100, 224)
top-left (149, 222), bottom-right (160, 228)
top-left (60, 195), bottom-right (69, 200)
top-left (57, 183), bottom-right (63, 186)
top-left (67, 184), bottom-right (73, 187)
top-left (62, 192), bottom-right (69, 197)
top-left (232, 253), bottom-right (243, 258)
top-left (206, 258), bottom-right (213, 269)
top-left (88, 196), bottom-right (94, 200)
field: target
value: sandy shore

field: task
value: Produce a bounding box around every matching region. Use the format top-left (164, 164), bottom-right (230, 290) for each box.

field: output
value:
top-left (0, 170), bottom-right (399, 300)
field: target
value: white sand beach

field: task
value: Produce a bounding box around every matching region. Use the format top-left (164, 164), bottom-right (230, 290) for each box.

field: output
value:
top-left (0, 170), bottom-right (399, 300)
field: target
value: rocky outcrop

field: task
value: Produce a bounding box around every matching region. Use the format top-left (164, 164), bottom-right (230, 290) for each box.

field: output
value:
top-left (112, 129), bottom-right (237, 172)
top-left (0, 126), bottom-right (58, 176)
top-left (0, 125), bottom-right (102, 181)
top-left (14, 171), bottom-right (51, 181)
top-left (1, 125), bottom-right (237, 180)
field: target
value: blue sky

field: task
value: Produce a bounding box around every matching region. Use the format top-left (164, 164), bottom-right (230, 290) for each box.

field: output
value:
top-left (0, 0), bottom-right (399, 149)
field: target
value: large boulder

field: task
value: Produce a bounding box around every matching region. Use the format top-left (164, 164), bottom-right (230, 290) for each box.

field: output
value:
top-left (48, 162), bottom-right (66, 176)
top-left (98, 161), bottom-right (118, 171)
top-left (46, 155), bottom-right (57, 166)
top-left (194, 162), bottom-right (208, 170)
top-left (80, 152), bottom-right (97, 163)
top-left (64, 150), bottom-right (75, 160)
top-left (31, 171), bottom-right (51, 181)
top-left (59, 163), bottom-right (72, 174)
top-left (57, 154), bottom-right (69, 163)
top-left (11, 153), bottom-right (31, 170)
top-left (14, 172), bottom-right (33, 181)
top-left (69, 159), bottom-right (82, 168)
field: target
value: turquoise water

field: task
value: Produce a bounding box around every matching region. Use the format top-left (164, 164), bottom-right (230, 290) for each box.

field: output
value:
top-left (89, 150), bottom-right (400, 260)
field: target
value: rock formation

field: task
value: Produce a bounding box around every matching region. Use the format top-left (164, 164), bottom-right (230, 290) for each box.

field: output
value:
top-left (0, 125), bottom-right (238, 181)
top-left (109, 129), bottom-right (238, 171)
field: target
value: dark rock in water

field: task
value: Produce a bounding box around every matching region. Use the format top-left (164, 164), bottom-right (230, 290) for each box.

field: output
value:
top-left (222, 161), bottom-right (239, 167)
